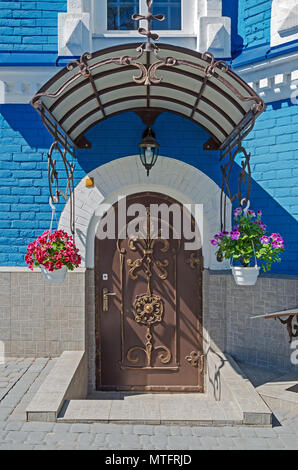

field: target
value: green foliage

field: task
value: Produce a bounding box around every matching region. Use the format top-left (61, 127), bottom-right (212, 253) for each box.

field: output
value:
top-left (211, 208), bottom-right (285, 272)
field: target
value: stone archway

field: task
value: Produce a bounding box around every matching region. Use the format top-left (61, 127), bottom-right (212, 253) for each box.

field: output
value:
top-left (58, 155), bottom-right (231, 271)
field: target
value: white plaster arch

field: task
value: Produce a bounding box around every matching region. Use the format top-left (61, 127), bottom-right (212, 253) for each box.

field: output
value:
top-left (59, 155), bottom-right (231, 270)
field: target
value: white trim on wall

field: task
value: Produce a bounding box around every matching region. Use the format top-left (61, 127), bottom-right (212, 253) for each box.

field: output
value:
top-left (235, 51), bottom-right (298, 104)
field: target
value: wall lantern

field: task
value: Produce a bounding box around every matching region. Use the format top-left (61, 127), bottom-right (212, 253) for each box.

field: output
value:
top-left (138, 127), bottom-right (160, 176)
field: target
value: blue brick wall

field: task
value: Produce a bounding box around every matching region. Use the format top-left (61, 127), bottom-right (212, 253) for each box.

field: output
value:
top-left (0, 0), bottom-right (67, 52)
top-left (223, 0), bottom-right (272, 55)
top-left (0, 101), bottom-right (297, 274)
top-left (0, 104), bottom-right (85, 264)
top-left (240, 99), bottom-right (298, 274)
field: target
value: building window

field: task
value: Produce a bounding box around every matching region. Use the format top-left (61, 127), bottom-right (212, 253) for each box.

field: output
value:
top-left (152, 0), bottom-right (182, 30)
top-left (107, 0), bottom-right (139, 31)
top-left (107, 0), bottom-right (182, 31)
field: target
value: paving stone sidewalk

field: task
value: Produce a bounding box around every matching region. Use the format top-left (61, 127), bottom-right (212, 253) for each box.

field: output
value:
top-left (0, 358), bottom-right (297, 450)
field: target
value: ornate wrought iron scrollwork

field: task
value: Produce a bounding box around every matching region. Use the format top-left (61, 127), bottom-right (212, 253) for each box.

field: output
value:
top-left (125, 207), bottom-right (174, 368)
top-left (186, 253), bottom-right (201, 270)
top-left (127, 236), bottom-right (169, 282)
top-left (47, 140), bottom-right (75, 236)
top-left (185, 351), bottom-right (205, 372)
top-left (67, 52), bottom-right (92, 77)
top-left (133, 293), bottom-right (164, 325)
top-left (276, 315), bottom-right (298, 343)
top-left (30, 0), bottom-right (266, 240)
top-left (127, 293), bottom-right (171, 367)
top-left (127, 327), bottom-right (171, 367)
top-left (220, 142), bottom-right (252, 232)
top-left (132, 0), bottom-right (165, 51)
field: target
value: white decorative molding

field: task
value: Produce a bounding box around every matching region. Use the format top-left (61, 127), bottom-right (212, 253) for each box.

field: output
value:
top-left (58, 0), bottom-right (91, 56)
top-left (57, 0), bottom-right (230, 56)
top-left (197, 0), bottom-right (231, 57)
top-left (271, 0), bottom-right (298, 47)
top-left (2, 49), bottom-right (298, 105)
top-left (59, 156), bottom-right (231, 270)
top-left (235, 51), bottom-right (298, 103)
top-left (0, 67), bottom-right (58, 104)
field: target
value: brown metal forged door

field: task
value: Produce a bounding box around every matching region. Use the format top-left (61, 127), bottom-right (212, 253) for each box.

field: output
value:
top-left (95, 193), bottom-right (204, 392)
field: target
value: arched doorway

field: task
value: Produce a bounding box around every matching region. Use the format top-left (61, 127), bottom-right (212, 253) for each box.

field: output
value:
top-left (95, 192), bottom-right (204, 392)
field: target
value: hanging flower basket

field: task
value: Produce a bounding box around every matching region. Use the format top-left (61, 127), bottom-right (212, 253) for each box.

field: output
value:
top-left (211, 204), bottom-right (285, 287)
top-left (40, 265), bottom-right (68, 283)
top-left (230, 251), bottom-right (260, 286)
top-left (230, 265), bottom-right (260, 286)
top-left (25, 230), bottom-right (81, 283)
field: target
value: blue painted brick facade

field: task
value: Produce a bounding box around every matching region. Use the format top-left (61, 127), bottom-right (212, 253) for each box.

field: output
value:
top-left (0, 0), bottom-right (67, 52)
top-left (0, 102), bottom-right (298, 274)
top-left (0, 1), bottom-right (298, 274)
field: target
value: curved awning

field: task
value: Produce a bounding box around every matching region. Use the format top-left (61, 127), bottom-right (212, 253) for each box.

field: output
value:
top-left (31, 42), bottom-right (265, 154)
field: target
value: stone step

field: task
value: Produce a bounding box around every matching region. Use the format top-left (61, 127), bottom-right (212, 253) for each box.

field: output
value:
top-left (57, 393), bottom-right (244, 426)
top-left (237, 363), bottom-right (298, 414)
top-left (25, 350), bottom-right (273, 426)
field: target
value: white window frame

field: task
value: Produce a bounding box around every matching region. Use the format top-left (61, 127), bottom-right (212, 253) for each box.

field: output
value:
top-left (93, 0), bottom-right (197, 37)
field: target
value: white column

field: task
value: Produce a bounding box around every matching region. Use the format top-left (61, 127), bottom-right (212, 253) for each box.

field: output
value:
top-left (197, 0), bottom-right (231, 58)
top-left (58, 0), bottom-right (92, 56)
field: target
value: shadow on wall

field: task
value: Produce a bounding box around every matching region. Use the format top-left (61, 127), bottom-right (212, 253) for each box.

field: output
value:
top-left (1, 108), bottom-right (297, 273)
top-left (75, 112), bottom-right (298, 275)
top-left (0, 104), bottom-right (52, 150)
top-left (222, 0), bottom-right (244, 58)
top-left (226, 161), bottom-right (298, 276)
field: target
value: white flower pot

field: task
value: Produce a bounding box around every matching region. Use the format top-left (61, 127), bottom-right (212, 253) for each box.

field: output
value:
top-left (231, 266), bottom-right (260, 286)
top-left (41, 265), bottom-right (67, 283)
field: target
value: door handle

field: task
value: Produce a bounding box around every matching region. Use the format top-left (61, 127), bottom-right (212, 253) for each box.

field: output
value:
top-left (103, 288), bottom-right (116, 312)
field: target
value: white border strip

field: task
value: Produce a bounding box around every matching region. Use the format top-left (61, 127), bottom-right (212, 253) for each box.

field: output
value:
top-left (0, 266), bottom-right (86, 273)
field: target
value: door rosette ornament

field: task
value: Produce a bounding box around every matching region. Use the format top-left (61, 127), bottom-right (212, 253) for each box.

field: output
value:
top-left (133, 294), bottom-right (164, 325)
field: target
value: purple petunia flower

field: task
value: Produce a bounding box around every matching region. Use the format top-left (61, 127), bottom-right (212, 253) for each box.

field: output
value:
top-left (218, 231), bottom-right (229, 238)
top-left (247, 210), bottom-right (256, 217)
top-left (257, 210), bottom-right (262, 217)
top-left (260, 236), bottom-right (270, 245)
top-left (230, 230), bottom-right (241, 240)
top-left (271, 233), bottom-right (284, 249)
top-left (210, 239), bottom-right (218, 246)
top-left (272, 240), bottom-right (284, 249)
top-left (254, 220), bottom-right (267, 231)
top-left (233, 207), bottom-right (242, 217)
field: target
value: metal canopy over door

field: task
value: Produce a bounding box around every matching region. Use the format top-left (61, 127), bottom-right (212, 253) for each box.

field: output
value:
top-left (95, 193), bottom-right (204, 392)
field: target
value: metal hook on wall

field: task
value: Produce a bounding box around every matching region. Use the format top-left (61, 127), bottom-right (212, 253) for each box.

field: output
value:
top-left (241, 198), bottom-right (250, 217)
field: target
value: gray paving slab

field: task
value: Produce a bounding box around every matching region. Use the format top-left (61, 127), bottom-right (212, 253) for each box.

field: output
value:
top-left (25, 431), bottom-right (47, 444)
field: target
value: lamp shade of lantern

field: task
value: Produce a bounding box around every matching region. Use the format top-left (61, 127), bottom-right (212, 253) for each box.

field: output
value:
top-left (138, 127), bottom-right (160, 176)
